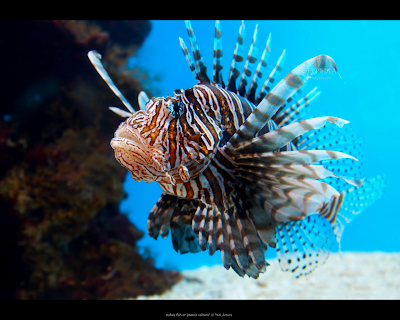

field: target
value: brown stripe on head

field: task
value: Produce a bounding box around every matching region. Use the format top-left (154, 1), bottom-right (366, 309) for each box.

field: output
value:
top-left (167, 120), bottom-right (177, 168)
top-left (184, 180), bottom-right (194, 199)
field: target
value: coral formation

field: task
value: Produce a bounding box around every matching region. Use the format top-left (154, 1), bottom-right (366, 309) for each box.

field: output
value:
top-left (0, 20), bottom-right (181, 300)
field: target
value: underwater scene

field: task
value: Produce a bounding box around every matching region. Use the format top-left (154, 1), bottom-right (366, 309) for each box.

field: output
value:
top-left (0, 20), bottom-right (399, 301)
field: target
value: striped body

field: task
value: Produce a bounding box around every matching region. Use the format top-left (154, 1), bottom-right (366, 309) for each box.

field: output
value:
top-left (156, 83), bottom-right (255, 197)
top-left (88, 20), bottom-right (386, 279)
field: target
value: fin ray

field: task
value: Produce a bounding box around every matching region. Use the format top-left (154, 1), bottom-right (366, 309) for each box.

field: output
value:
top-left (227, 55), bottom-right (339, 149)
top-left (184, 20), bottom-right (210, 83)
top-left (88, 50), bottom-right (135, 113)
top-left (227, 21), bottom-right (245, 92)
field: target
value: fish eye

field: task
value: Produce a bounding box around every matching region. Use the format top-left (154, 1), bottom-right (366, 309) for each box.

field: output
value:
top-left (173, 88), bottom-right (182, 95)
top-left (169, 99), bottom-right (185, 118)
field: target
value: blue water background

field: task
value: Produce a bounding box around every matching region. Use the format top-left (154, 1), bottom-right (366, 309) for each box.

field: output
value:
top-left (120, 20), bottom-right (400, 271)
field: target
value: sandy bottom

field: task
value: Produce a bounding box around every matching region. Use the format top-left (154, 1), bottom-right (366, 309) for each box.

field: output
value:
top-left (134, 252), bottom-right (400, 299)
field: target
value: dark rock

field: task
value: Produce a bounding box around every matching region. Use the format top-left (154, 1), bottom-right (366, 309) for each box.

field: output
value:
top-left (0, 20), bottom-right (181, 300)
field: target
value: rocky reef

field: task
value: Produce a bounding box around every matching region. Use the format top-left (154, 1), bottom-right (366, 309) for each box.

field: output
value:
top-left (0, 20), bottom-right (181, 300)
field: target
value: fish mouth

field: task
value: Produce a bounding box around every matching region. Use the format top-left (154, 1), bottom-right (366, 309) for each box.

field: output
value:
top-left (110, 123), bottom-right (166, 183)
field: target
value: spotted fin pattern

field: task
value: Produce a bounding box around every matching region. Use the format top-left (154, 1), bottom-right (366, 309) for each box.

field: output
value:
top-left (276, 214), bottom-right (336, 278)
top-left (274, 107), bottom-right (385, 277)
top-left (332, 174), bottom-right (387, 245)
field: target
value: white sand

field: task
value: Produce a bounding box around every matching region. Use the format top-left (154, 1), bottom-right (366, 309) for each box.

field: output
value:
top-left (135, 252), bottom-right (400, 299)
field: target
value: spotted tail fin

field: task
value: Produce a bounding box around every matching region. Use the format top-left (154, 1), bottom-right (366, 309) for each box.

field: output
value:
top-left (276, 174), bottom-right (386, 278)
top-left (276, 214), bottom-right (336, 278)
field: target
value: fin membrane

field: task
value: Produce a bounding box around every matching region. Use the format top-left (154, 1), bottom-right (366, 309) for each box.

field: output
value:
top-left (169, 199), bottom-right (201, 254)
top-left (276, 214), bottom-right (336, 278)
top-left (332, 174), bottom-right (387, 244)
top-left (147, 192), bottom-right (178, 239)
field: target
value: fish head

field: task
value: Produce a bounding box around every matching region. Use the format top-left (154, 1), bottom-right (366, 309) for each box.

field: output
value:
top-left (111, 112), bottom-right (166, 183)
top-left (110, 88), bottom-right (222, 186)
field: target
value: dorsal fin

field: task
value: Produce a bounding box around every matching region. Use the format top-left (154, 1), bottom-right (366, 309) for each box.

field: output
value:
top-left (247, 33), bottom-right (272, 103)
top-left (255, 49), bottom-right (286, 104)
top-left (213, 20), bottom-right (224, 87)
top-left (183, 20), bottom-right (210, 83)
top-left (179, 37), bottom-right (199, 82)
top-left (227, 21), bottom-right (245, 93)
top-left (238, 24), bottom-right (258, 97)
top-left (226, 55), bottom-right (339, 149)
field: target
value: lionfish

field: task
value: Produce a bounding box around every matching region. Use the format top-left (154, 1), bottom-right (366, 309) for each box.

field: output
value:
top-left (88, 20), bottom-right (385, 279)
